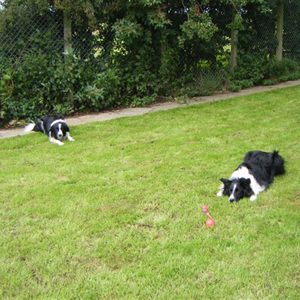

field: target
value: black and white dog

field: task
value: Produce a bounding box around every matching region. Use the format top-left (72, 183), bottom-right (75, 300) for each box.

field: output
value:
top-left (217, 150), bottom-right (285, 202)
top-left (25, 116), bottom-right (75, 146)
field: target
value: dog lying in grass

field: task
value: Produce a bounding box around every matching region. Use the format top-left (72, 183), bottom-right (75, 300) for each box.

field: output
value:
top-left (217, 150), bottom-right (285, 202)
top-left (25, 115), bottom-right (75, 146)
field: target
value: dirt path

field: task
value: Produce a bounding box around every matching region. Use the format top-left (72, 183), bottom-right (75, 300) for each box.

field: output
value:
top-left (1, 79), bottom-right (300, 139)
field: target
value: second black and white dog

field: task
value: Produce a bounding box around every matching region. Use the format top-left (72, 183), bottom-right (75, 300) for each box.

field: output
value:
top-left (25, 116), bottom-right (75, 146)
top-left (217, 150), bottom-right (285, 202)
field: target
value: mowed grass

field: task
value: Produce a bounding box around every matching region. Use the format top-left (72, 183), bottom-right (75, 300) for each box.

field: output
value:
top-left (0, 86), bottom-right (299, 299)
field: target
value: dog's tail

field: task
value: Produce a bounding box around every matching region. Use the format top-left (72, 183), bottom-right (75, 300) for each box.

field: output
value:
top-left (24, 123), bottom-right (36, 132)
top-left (272, 151), bottom-right (285, 176)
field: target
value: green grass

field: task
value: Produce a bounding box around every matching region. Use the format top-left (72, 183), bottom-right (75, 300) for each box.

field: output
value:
top-left (1, 86), bottom-right (299, 299)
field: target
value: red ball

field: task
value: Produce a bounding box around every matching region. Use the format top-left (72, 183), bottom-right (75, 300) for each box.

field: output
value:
top-left (202, 205), bottom-right (209, 214)
top-left (206, 218), bottom-right (215, 228)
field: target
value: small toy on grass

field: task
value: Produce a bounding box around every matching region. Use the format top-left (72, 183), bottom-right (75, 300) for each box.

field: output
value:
top-left (202, 205), bottom-right (216, 228)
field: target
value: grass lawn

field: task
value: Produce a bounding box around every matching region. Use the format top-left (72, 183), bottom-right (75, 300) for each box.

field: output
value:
top-left (0, 86), bottom-right (299, 299)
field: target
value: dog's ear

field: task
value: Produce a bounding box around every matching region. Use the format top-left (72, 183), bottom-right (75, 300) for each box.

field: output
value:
top-left (240, 178), bottom-right (251, 187)
top-left (61, 122), bottom-right (70, 133)
top-left (220, 178), bottom-right (230, 184)
top-left (220, 178), bottom-right (231, 196)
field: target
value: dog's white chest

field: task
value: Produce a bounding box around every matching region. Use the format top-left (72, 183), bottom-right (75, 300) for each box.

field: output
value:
top-left (230, 166), bottom-right (265, 194)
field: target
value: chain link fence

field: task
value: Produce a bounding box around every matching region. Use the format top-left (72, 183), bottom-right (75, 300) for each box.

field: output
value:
top-left (0, 3), bottom-right (299, 124)
top-left (0, 12), bottom-right (63, 62)
top-left (0, 5), bottom-right (299, 67)
top-left (284, 3), bottom-right (300, 61)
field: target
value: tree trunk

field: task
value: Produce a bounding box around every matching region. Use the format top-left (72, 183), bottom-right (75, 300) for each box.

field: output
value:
top-left (63, 10), bottom-right (72, 56)
top-left (230, 11), bottom-right (238, 73)
top-left (63, 10), bottom-right (73, 101)
top-left (275, 0), bottom-right (284, 61)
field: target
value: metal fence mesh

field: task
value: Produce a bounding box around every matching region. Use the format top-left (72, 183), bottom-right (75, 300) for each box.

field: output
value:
top-left (0, 4), bottom-right (299, 79)
top-left (0, 12), bottom-right (63, 61)
top-left (284, 3), bottom-right (300, 61)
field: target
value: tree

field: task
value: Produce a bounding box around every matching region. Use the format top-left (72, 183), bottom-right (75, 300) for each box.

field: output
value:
top-left (221, 0), bottom-right (247, 73)
top-left (275, 0), bottom-right (284, 61)
top-left (229, 9), bottom-right (241, 73)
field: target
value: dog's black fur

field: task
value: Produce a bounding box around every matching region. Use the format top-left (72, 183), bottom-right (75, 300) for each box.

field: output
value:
top-left (218, 150), bottom-right (285, 202)
top-left (25, 115), bottom-right (74, 145)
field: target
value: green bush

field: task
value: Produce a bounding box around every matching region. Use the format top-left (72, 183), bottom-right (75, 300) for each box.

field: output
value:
top-left (91, 68), bottom-right (122, 108)
top-left (263, 58), bottom-right (300, 81)
top-left (233, 54), bottom-right (266, 85)
top-left (228, 82), bottom-right (241, 92)
top-left (230, 57), bottom-right (300, 92)
top-left (1, 43), bottom-right (299, 127)
top-left (158, 45), bottom-right (181, 94)
top-left (177, 70), bottom-right (228, 97)
top-left (0, 50), bottom-right (162, 125)
top-left (236, 79), bottom-right (254, 89)
top-left (0, 52), bottom-right (105, 124)
top-left (108, 44), bottom-right (159, 106)
top-left (262, 79), bottom-right (279, 86)
top-left (0, 44), bottom-right (161, 125)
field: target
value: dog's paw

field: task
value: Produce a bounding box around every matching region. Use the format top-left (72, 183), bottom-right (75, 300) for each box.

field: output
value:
top-left (217, 190), bottom-right (223, 197)
top-left (55, 140), bottom-right (64, 146)
top-left (66, 133), bottom-right (75, 142)
top-left (250, 195), bottom-right (257, 201)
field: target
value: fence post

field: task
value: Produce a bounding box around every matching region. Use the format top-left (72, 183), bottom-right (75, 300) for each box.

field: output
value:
top-left (275, 0), bottom-right (284, 61)
top-left (64, 10), bottom-right (72, 57)
top-left (63, 9), bottom-right (73, 101)
top-left (230, 11), bottom-right (239, 73)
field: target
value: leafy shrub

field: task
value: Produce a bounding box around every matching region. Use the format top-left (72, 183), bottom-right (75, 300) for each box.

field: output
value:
top-left (179, 13), bottom-right (218, 47)
top-left (230, 56), bottom-right (300, 91)
top-left (158, 45), bottom-right (181, 94)
top-left (232, 79), bottom-right (254, 89)
top-left (263, 58), bottom-right (300, 81)
top-left (233, 54), bottom-right (266, 85)
top-left (90, 68), bottom-right (122, 108)
top-left (228, 82), bottom-right (241, 92)
top-left (0, 43), bottom-right (160, 125)
top-left (108, 41), bottom-right (159, 106)
top-left (262, 79), bottom-right (279, 86)
top-left (0, 52), bottom-right (105, 124)
top-left (130, 95), bottom-right (157, 107)
top-left (176, 70), bottom-right (228, 97)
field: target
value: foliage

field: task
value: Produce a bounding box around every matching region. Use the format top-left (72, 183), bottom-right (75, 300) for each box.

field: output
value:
top-left (0, 53), bottom-right (104, 124)
top-left (90, 68), bottom-right (122, 107)
top-left (232, 53), bottom-right (267, 86)
top-left (231, 56), bottom-right (300, 89)
top-left (158, 43), bottom-right (181, 94)
top-left (0, 0), bottom-right (300, 125)
top-left (176, 69), bottom-right (228, 97)
top-left (263, 58), bottom-right (300, 81)
top-left (228, 82), bottom-right (242, 92)
top-left (179, 12), bottom-right (218, 47)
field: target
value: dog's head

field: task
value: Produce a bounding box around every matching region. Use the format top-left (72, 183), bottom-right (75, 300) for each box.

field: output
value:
top-left (220, 178), bottom-right (253, 202)
top-left (50, 122), bottom-right (69, 141)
